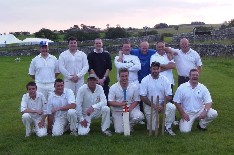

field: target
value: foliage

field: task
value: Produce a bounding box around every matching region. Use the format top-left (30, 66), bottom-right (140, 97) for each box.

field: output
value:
top-left (154, 23), bottom-right (169, 29)
top-left (64, 31), bottom-right (100, 41)
top-left (137, 30), bottom-right (158, 37)
top-left (105, 27), bottom-right (130, 39)
top-left (191, 21), bottom-right (205, 25)
top-left (220, 19), bottom-right (234, 29)
top-left (34, 28), bottom-right (59, 41)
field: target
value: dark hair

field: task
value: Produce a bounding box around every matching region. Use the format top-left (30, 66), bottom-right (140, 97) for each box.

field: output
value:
top-left (151, 61), bottom-right (160, 68)
top-left (189, 68), bottom-right (199, 76)
top-left (54, 78), bottom-right (64, 84)
top-left (67, 36), bottom-right (77, 44)
top-left (26, 81), bottom-right (37, 90)
top-left (118, 68), bottom-right (129, 76)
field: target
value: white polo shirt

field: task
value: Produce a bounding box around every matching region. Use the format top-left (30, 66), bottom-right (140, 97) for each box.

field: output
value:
top-left (150, 53), bottom-right (175, 85)
top-left (114, 54), bottom-right (141, 82)
top-left (76, 84), bottom-right (107, 121)
top-left (20, 92), bottom-right (47, 119)
top-left (29, 54), bottom-right (59, 83)
top-left (108, 82), bottom-right (140, 112)
top-left (140, 74), bottom-right (172, 104)
top-left (171, 48), bottom-right (202, 77)
top-left (58, 50), bottom-right (89, 80)
top-left (47, 88), bottom-right (75, 117)
top-left (173, 82), bottom-right (212, 113)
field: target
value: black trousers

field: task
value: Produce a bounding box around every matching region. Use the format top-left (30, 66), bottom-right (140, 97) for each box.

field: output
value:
top-left (178, 76), bottom-right (189, 87)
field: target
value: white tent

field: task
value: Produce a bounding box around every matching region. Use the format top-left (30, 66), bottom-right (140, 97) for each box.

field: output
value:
top-left (0, 34), bottom-right (22, 47)
top-left (21, 38), bottom-right (54, 45)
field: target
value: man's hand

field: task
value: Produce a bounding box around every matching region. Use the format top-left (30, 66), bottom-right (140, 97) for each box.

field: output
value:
top-left (98, 79), bottom-right (105, 86)
top-left (80, 119), bottom-right (88, 128)
top-left (38, 120), bottom-right (45, 128)
top-left (182, 113), bottom-right (190, 122)
top-left (199, 110), bottom-right (207, 119)
top-left (71, 75), bottom-right (79, 83)
top-left (36, 110), bottom-right (43, 115)
top-left (86, 106), bottom-right (94, 116)
top-left (52, 107), bottom-right (61, 113)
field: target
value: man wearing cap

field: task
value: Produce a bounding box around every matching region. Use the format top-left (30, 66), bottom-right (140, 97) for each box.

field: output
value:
top-left (29, 41), bottom-right (59, 99)
top-left (150, 41), bottom-right (175, 92)
top-left (140, 62), bottom-right (176, 135)
top-left (76, 74), bottom-right (111, 136)
top-left (108, 68), bottom-right (144, 134)
top-left (59, 37), bottom-right (89, 95)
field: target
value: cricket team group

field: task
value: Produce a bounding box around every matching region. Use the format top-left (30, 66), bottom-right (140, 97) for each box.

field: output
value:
top-left (20, 36), bottom-right (218, 137)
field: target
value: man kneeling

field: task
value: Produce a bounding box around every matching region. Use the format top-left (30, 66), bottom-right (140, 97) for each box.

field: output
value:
top-left (108, 68), bottom-right (144, 134)
top-left (20, 81), bottom-right (47, 137)
top-left (47, 79), bottom-right (77, 136)
top-left (76, 74), bottom-right (111, 136)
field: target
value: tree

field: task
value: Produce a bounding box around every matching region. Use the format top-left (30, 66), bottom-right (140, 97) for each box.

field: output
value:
top-left (228, 19), bottom-right (234, 27)
top-left (154, 23), bottom-right (168, 29)
top-left (64, 31), bottom-right (100, 41)
top-left (35, 28), bottom-right (58, 41)
top-left (105, 27), bottom-right (129, 39)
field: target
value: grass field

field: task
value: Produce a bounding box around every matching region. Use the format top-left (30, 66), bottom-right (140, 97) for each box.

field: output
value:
top-left (0, 55), bottom-right (233, 155)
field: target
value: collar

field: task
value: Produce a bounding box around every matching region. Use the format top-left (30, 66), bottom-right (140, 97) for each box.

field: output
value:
top-left (117, 82), bottom-right (129, 91)
top-left (27, 92), bottom-right (39, 100)
top-left (39, 53), bottom-right (51, 58)
top-left (94, 48), bottom-right (103, 53)
top-left (85, 84), bottom-right (98, 93)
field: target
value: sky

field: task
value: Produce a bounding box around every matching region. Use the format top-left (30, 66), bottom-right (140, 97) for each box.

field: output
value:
top-left (0, 0), bottom-right (233, 34)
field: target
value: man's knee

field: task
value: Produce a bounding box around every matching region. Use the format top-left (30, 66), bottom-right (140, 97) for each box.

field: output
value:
top-left (22, 113), bottom-right (31, 121)
top-left (37, 128), bottom-right (47, 137)
top-left (166, 102), bottom-right (176, 111)
top-left (102, 106), bottom-right (110, 113)
top-left (67, 109), bottom-right (76, 116)
top-left (208, 109), bottom-right (218, 119)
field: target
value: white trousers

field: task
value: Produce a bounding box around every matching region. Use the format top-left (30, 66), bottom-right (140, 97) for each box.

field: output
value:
top-left (22, 113), bottom-right (47, 137)
top-left (64, 79), bottom-right (84, 96)
top-left (144, 102), bottom-right (176, 130)
top-left (78, 106), bottom-right (111, 135)
top-left (52, 109), bottom-right (77, 136)
top-left (179, 108), bottom-right (218, 133)
top-left (112, 108), bottom-right (144, 133)
top-left (36, 82), bottom-right (54, 99)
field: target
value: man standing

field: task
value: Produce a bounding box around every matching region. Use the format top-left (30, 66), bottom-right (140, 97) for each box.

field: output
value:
top-left (140, 62), bottom-right (176, 135)
top-left (173, 69), bottom-right (218, 133)
top-left (130, 41), bottom-right (156, 83)
top-left (115, 40), bottom-right (141, 85)
top-left (150, 41), bottom-right (175, 91)
top-left (108, 68), bottom-right (144, 134)
top-left (59, 37), bottom-right (89, 95)
top-left (47, 79), bottom-right (77, 136)
top-left (170, 38), bottom-right (202, 86)
top-left (20, 81), bottom-right (47, 137)
top-left (76, 74), bottom-right (111, 136)
top-left (29, 41), bottom-right (59, 99)
top-left (87, 38), bottom-right (112, 99)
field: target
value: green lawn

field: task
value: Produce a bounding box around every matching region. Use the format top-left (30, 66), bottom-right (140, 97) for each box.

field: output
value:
top-left (0, 56), bottom-right (233, 155)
